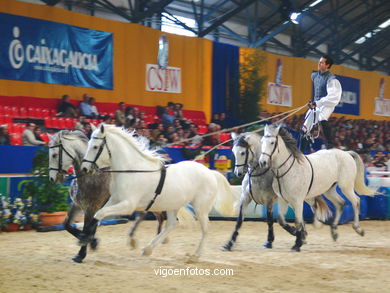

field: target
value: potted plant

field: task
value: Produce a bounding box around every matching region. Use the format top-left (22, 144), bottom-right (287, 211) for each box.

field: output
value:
top-left (18, 148), bottom-right (69, 226)
top-left (0, 194), bottom-right (38, 231)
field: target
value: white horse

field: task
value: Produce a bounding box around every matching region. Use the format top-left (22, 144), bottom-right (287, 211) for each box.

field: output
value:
top-left (80, 124), bottom-right (235, 261)
top-left (48, 130), bottom-right (167, 262)
top-left (223, 131), bottom-right (330, 251)
top-left (259, 124), bottom-right (377, 251)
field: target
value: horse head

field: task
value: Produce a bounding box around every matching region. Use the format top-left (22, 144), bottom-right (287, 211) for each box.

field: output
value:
top-left (259, 124), bottom-right (281, 168)
top-left (49, 130), bottom-right (89, 183)
top-left (81, 124), bottom-right (111, 174)
top-left (231, 132), bottom-right (252, 177)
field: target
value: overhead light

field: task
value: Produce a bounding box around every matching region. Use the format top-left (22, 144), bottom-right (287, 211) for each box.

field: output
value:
top-left (378, 18), bottom-right (390, 29)
top-left (309, 0), bottom-right (323, 7)
top-left (289, 12), bottom-right (301, 24)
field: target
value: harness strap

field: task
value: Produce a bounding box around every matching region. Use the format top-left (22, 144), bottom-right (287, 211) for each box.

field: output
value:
top-left (305, 156), bottom-right (314, 196)
top-left (145, 165), bottom-right (167, 211)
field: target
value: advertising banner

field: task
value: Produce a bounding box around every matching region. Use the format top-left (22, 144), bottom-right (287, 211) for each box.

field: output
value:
top-left (146, 64), bottom-right (181, 93)
top-left (0, 12), bottom-right (113, 89)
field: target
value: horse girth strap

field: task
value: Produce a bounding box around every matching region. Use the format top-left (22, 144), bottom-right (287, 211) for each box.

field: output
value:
top-left (145, 165), bottom-right (167, 211)
top-left (305, 156), bottom-right (314, 196)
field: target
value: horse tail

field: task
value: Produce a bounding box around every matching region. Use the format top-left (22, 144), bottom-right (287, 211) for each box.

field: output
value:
top-left (348, 151), bottom-right (377, 196)
top-left (211, 171), bottom-right (236, 217)
top-left (314, 196), bottom-right (332, 222)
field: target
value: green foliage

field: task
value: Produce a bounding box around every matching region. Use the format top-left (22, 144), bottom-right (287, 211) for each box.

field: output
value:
top-left (239, 50), bottom-right (267, 122)
top-left (18, 148), bottom-right (69, 213)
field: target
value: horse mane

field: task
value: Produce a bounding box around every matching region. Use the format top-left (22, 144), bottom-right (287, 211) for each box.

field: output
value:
top-left (50, 130), bottom-right (89, 146)
top-left (278, 128), bottom-right (304, 162)
top-left (104, 125), bottom-right (166, 164)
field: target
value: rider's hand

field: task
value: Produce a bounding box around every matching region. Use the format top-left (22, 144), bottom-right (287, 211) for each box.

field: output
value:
top-left (308, 102), bottom-right (316, 109)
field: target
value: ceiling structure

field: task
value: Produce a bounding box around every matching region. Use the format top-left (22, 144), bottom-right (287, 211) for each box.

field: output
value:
top-left (37, 0), bottom-right (390, 74)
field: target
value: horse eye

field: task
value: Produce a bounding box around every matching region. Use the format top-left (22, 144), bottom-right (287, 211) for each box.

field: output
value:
top-left (271, 142), bottom-right (275, 145)
top-left (240, 151), bottom-right (245, 156)
top-left (52, 154), bottom-right (57, 158)
top-left (93, 145), bottom-right (98, 150)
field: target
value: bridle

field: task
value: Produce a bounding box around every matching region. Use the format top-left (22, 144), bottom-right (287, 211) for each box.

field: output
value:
top-left (233, 136), bottom-right (256, 173)
top-left (49, 136), bottom-right (76, 175)
top-left (81, 136), bottom-right (112, 169)
top-left (260, 135), bottom-right (279, 162)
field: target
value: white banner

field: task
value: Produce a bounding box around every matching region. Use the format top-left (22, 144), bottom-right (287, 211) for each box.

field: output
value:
top-left (146, 64), bottom-right (181, 93)
top-left (267, 82), bottom-right (292, 107)
top-left (374, 97), bottom-right (390, 117)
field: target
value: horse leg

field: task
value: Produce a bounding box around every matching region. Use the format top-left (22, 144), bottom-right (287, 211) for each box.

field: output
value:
top-left (128, 211), bottom-right (147, 249)
top-left (142, 210), bottom-right (178, 256)
top-left (188, 211), bottom-right (209, 262)
top-left (263, 201), bottom-right (275, 249)
top-left (79, 200), bottom-right (135, 245)
top-left (340, 186), bottom-right (364, 236)
top-left (291, 201), bottom-right (304, 252)
top-left (63, 203), bottom-right (82, 239)
top-left (221, 195), bottom-right (250, 251)
top-left (73, 211), bottom-right (99, 263)
top-left (324, 186), bottom-right (345, 241)
top-left (277, 198), bottom-right (296, 236)
top-left (155, 212), bottom-right (169, 244)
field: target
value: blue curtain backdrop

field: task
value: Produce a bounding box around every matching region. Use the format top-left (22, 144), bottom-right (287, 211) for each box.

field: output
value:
top-left (212, 42), bottom-right (240, 126)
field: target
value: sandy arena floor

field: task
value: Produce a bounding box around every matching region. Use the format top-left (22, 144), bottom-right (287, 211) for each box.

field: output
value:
top-left (0, 220), bottom-right (389, 293)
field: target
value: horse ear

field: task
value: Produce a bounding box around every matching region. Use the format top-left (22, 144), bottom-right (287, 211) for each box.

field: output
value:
top-left (231, 132), bottom-right (238, 140)
top-left (100, 124), bottom-right (105, 134)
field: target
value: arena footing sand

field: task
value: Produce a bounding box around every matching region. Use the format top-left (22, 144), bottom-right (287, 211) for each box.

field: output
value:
top-left (0, 220), bottom-right (389, 293)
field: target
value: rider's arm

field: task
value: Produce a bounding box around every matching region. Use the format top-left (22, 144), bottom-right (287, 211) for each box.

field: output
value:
top-left (315, 78), bottom-right (342, 108)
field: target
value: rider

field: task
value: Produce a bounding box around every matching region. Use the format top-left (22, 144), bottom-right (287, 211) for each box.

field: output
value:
top-left (300, 55), bottom-right (342, 152)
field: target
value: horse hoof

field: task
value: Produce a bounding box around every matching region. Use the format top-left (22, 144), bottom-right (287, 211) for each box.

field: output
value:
top-left (262, 242), bottom-right (272, 249)
top-left (353, 225), bottom-right (365, 237)
top-left (129, 238), bottom-right (138, 249)
top-left (186, 255), bottom-right (199, 263)
top-left (162, 237), bottom-right (169, 244)
top-left (90, 238), bottom-right (99, 250)
top-left (220, 242), bottom-right (232, 251)
top-left (291, 245), bottom-right (301, 252)
top-left (72, 256), bottom-right (83, 263)
top-left (142, 247), bottom-right (153, 256)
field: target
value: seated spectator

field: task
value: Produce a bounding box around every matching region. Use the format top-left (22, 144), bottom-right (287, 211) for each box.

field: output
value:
top-left (125, 106), bottom-right (136, 121)
top-left (81, 122), bottom-right (93, 139)
top-left (115, 102), bottom-right (126, 127)
top-left (74, 116), bottom-right (87, 131)
top-left (57, 94), bottom-right (77, 118)
top-left (161, 107), bottom-right (175, 127)
top-left (33, 126), bottom-right (45, 143)
top-left (174, 103), bottom-right (184, 119)
top-left (22, 123), bottom-right (46, 146)
top-left (211, 113), bottom-right (220, 125)
top-left (89, 97), bottom-right (101, 119)
top-left (0, 125), bottom-right (11, 145)
top-left (79, 94), bottom-right (94, 118)
top-left (372, 152), bottom-right (387, 168)
top-left (203, 123), bottom-right (221, 146)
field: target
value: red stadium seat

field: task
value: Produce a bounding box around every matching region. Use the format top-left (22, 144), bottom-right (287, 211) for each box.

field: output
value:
top-left (65, 118), bottom-right (74, 129)
top-left (58, 117), bottom-right (66, 129)
top-left (10, 132), bottom-right (22, 145)
top-left (44, 117), bottom-right (53, 128)
top-left (0, 105), bottom-right (4, 115)
top-left (219, 132), bottom-right (231, 142)
top-left (198, 125), bottom-right (208, 134)
top-left (41, 108), bottom-right (50, 118)
top-left (19, 107), bottom-right (28, 118)
top-left (50, 117), bottom-right (60, 129)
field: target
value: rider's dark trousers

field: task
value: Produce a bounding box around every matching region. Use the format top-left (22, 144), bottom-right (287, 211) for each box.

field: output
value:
top-left (299, 120), bottom-right (332, 153)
